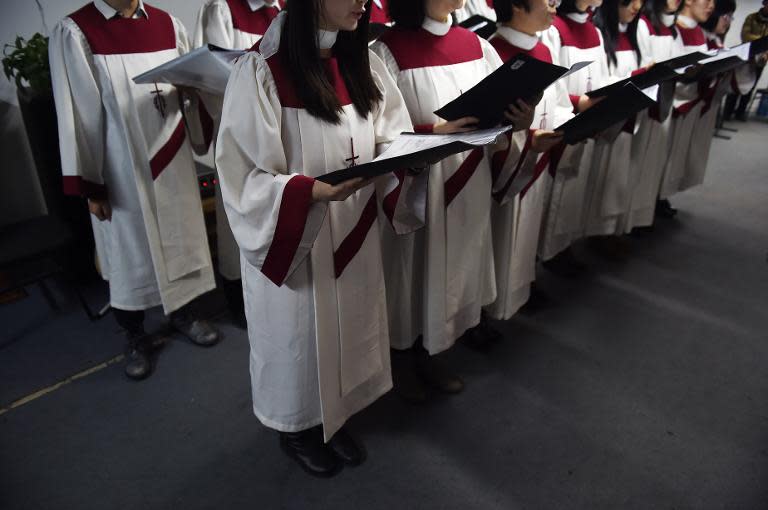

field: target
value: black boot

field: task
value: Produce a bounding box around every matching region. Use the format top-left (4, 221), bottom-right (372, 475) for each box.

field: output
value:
top-left (655, 198), bottom-right (677, 219)
top-left (279, 427), bottom-right (342, 478)
top-left (329, 427), bottom-right (366, 466)
top-left (170, 308), bottom-right (221, 347)
top-left (124, 331), bottom-right (152, 381)
top-left (390, 347), bottom-right (428, 404)
top-left (223, 278), bottom-right (246, 329)
top-left (414, 345), bottom-right (464, 394)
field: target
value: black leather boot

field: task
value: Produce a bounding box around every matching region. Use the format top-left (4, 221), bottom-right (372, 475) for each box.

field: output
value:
top-left (124, 332), bottom-right (152, 381)
top-left (391, 347), bottom-right (428, 403)
top-left (542, 247), bottom-right (586, 277)
top-left (414, 346), bottom-right (464, 394)
top-left (329, 427), bottom-right (366, 466)
top-left (655, 198), bottom-right (678, 218)
top-left (169, 309), bottom-right (221, 347)
top-left (279, 427), bottom-right (342, 478)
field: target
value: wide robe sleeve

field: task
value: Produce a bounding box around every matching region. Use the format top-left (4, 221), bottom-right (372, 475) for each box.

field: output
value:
top-left (193, 0), bottom-right (235, 49)
top-left (368, 50), bottom-right (427, 235)
top-left (215, 52), bottom-right (327, 287)
top-left (49, 18), bottom-right (107, 199)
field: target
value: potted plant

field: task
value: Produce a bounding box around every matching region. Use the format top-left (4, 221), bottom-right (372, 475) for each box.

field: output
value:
top-left (3, 33), bottom-right (97, 280)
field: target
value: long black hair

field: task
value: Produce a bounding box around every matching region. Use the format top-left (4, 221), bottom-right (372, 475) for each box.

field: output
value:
top-left (593, 0), bottom-right (642, 67)
top-left (701, 0), bottom-right (735, 33)
top-left (388, 0), bottom-right (428, 28)
top-left (643, 0), bottom-right (681, 37)
top-left (280, 0), bottom-right (382, 124)
top-left (558, 0), bottom-right (588, 15)
top-left (494, 0), bottom-right (533, 23)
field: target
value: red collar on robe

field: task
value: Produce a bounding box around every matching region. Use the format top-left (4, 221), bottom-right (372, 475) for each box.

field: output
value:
top-left (676, 23), bottom-right (706, 47)
top-left (68, 2), bottom-right (175, 55)
top-left (253, 41), bottom-right (353, 109)
top-left (226, 0), bottom-right (281, 36)
top-left (490, 36), bottom-right (553, 63)
top-left (552, 15), bottom-right (601, 50)
top-left (378, 25), bottom-right (483, 70)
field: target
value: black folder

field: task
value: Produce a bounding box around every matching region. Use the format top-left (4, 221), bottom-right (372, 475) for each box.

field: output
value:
top-left (679, 55), bottom-right (747, 83)
top-left (587, 64), bottom-right (680, 98)
top-left (434, 54), bottom-right (591, 129)
top-left (459, 15), bottom-right (497, 40)
top-left (555, 83), bottom-right (655, 145)
top-left (656, 51), bottom-right (712, 70)
top-left (316, 127), bottom-right (512, 185)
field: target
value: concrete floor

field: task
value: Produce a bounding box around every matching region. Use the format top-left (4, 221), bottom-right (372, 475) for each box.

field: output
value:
top-left (1, 120), bottom-right (767, 510)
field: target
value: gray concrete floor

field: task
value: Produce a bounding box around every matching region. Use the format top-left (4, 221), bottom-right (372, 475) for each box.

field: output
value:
top-left (1, 120), bottom-right (767, 510)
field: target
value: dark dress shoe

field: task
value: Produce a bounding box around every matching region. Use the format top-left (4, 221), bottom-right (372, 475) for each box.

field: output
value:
top-left (279, 428), bottom-right (342, 478)
top-left (460, 326), bottom-right (492, 351)
top-left (124, 333), bottom-right (152, 380)
top-left (329, 427), bottom-right (366, 466)
top-left (170, 316), bottom-right (221, 347)
top-left (655, 199), bottom-right (677, 218)
top-left (415, 349), bottom-right (464, 394)
top-left (391, 348), bottom-right (428, 403)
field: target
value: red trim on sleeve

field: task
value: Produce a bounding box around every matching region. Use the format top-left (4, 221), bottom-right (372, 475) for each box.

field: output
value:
top-left (444, 148), bottom-right (484, 207)
top-left (492, 132), bottom-right (532, 202)
top-left (631, 67), bottom-right (647, 77)
top-left (150, 120), bottom-right (186, 180)
top-left (62, 175), bottom-right (108, 199)
top-left (333, 193), bottom-right (378, 278)
top-left (569, 94), bottom-right (581, 110)
top-left (520, 152), bottom-right (550, 198)
top-left (261, 175), bottom-right (316, 286)
top-left (414, 124), bottom-right (434, 134)
top-left (382, 169), bottom-right (405, 224)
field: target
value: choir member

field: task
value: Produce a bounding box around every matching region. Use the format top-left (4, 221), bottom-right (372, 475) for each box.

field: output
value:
top-left (485, 0), bottom-right (574, 319)
top-left (538, 0), bottom-right (609, 273)
top-left (591, 0), bottom-right (650, 240)
top-left (623, 0), bottom-right (682, 231)
top-left (657, 0), bottom-right (713, 211)
top-left (371, 0), bottom-right (535, 400)
top-left (193, 0), bottom-right (285, 325)
top-left (50, 0), bottom-right (220, 381)
top-left (216, 0), bottom-right (421, 476)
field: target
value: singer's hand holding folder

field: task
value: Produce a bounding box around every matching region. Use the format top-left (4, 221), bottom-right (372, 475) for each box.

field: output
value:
top-left (316, 126), bottom-right (513, 185)
top-left (434, 54), bottom-right (592, 129)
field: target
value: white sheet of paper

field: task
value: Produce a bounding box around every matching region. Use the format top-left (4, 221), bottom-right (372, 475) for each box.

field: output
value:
top-left (374, 125), bottom-right (513, 162)
top-left (133, 45), bottom-right (245, 95)
top-left (641, 84), bottom-right (660, 101)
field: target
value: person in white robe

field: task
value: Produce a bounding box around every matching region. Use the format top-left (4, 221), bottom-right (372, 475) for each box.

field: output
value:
top-left (455, 0), bottom-right (499, 23)
top-left (372, 0), bottom-right (536, 401)
top-left (589, 0), bottom-right (652, 243)
top-left (679, 0), bottom-right (755, 192)
top-left (193, 0), bottom-right (284, 325)
top-left (216, 2), bottom-right (422, 477)
top-left (50, 0), bottom-right (220, 381)
top-left (538, 0), bottom-right (610, 274)
top-left (485, 0), bottom-right (575, 320)
top-left (656, 0), bottom-right (713, 212)
top-left (622, 0), bottom-right (682, 232)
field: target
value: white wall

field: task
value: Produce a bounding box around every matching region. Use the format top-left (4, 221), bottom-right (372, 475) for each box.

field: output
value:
top-left (0, 1), bottom-right (203, 227)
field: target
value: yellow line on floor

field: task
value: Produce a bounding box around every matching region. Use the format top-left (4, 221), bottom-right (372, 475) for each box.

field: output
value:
top-left (0, 354), bottom-right (124, 416)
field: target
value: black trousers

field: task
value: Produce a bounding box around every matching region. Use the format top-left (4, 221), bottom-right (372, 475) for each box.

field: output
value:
top-left (113, 301), bottom-right (196, 335)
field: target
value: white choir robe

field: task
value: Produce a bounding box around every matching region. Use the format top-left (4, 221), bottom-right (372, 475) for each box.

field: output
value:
top-left (193, 0), bottom-right (282, 281)
top-left (659, 16), bottom-right (709, 199)
top-left (485, 27), bottom-right (575, 320)
top-left (50, 0), bottom-right (215, 314)
top-left (623, 15), bottom-right (678, 231)
top-left (216, 44), bottom-right (422, 440)
top-left (538, 13), bottom-right (610, 259)
top-left (372, 21), bottom-right (505, 355)
top-left (589, 26), bottom-right (653, 236)
top-left (678, 32), bottom-right (756, 192)
top-left (455, 0), bottom-right (498, 23)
